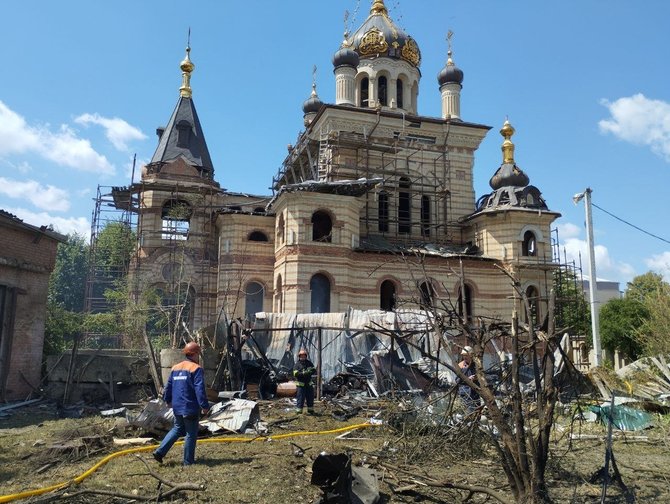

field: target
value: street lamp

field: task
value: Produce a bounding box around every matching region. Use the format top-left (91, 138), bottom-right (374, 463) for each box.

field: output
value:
top-left (573, 188), bottom-right (602, 367)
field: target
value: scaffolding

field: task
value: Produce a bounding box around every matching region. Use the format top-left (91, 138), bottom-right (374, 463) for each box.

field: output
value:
top-left (272, 122), bottom-right (455, 245)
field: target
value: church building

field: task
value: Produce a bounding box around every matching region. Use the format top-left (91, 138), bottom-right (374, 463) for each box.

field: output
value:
top-left (119, 0), bottom-right (560, 335)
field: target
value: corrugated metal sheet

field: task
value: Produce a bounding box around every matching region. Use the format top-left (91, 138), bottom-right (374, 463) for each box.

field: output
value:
top-left (249, 309), bottom-right (459, 382)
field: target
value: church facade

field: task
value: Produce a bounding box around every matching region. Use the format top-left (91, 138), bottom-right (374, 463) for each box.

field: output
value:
top-left (121, 0), bottom-right (560, 334)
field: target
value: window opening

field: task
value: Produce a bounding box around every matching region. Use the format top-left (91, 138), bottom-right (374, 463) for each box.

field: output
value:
top-left (245, 281), bottom-right (264, 318)
top-left (398, 177), bottom-right (411, 234)
top-left (458, 284), bottom-right (473, 323)
top-left (161, 199), bottom-right (191, 240)
top-left (310, 274), bottom-right (331, 313)
top-left (522, 230), bottom-right (537, 256)
top-left (419, 281), bottom-right (434, 309)
top-left (248, 231), bottom-right (268, 242)
top-left (378, 76), bottom-right (388, 106)
top-left (397, 80), bottom-right (404, 109)
top-left (312, 211), bottom-right (332, 242)
top-left (360, 77), bottom-right (369, 107)
top-left (380, 280), bottom-right (396, 311)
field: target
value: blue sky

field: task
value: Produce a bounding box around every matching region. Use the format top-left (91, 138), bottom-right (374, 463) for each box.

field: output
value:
top-left (2, 0), bottom-right (670, 287)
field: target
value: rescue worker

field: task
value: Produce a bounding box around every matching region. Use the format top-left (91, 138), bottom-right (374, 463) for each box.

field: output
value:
top-left (293, 348), bottom-right (316, 414)
top-left (153, 341), bottom-right (209, 465)
top-left (458, 345), bottom-right (480, 412)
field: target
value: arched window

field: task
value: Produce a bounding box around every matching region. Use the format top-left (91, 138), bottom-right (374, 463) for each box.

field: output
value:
top-left (380, 280), bottom-right (396, 311)
top-left (397, 79), bottom-right (404, 109)
top-left (276, 214), bottom-right (285, 245)
top-left (245, 281), bottom-right (264, 318)
top-left (151, 284), bottom-right (195, 340)
top-left (360, 77), bottom-right (369, 107)
top-left (419, 281), bottom-right (434, 310)
top-left (522, 230), bottom-right (537, 256)
top-left (310, 274), bottom-right (331, 313)
top-left (312, 211), bottom-right (332, 242)
top-left (458, 284), bottom-right (473, 323)
top-left (378, 191), bottom-right (389, 232)
top-left (378, 76), bottom-right (388, 106)
top-left (248, 231), bottom-right (268, 242)
top-left (161, 199), bottom-right (191, 241)
top-left (421, 195), bottom-right (430, 238)
top-left (275, 275), bottom-right (283, 312)
top-left (398, 177), bottom-right (411, 234)
top-left (525, 285), bottom-right (540, 327)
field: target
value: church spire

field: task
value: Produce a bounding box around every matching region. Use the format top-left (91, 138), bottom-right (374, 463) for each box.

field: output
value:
top-left (179, 34), bottom-right (195, 98)
top-left (500, 119), bottom-right (515, 164)
top-left (370, 0), bottom-right (388, 15)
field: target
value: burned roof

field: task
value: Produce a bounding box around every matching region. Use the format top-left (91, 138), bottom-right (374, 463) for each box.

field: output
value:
top-left (268, 178), bottom-right (383, 208)
top-left (357, 234), bottom-right (481, 258)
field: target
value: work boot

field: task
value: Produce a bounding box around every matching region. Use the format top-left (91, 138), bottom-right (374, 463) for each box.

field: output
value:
top-left (307, 408), bottom-right (316, 415)
top-left (295, 408), bottom-right (303, 414)
top-left (152, 451), bottom-right (163, 464)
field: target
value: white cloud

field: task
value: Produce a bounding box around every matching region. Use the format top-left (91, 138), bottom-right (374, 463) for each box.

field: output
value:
top-left (561, 236), bottom-right (635, 284)
top-left (645, 251), bottom-right (670, 282)
top-left (0, 100), bottom-right (115, 175)
top-left (557, 222), bottom-right (581, 240)
top-left (75, 113), bottom-right (146, 151)
top-left (5, 206), bottom-right (90, 238)
top-left (0, 177), bottom-right (70, 211)
top-left (599, 94), bottom-right (670, 161)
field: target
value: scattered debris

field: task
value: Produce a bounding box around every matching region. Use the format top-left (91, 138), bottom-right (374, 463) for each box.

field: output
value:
top-left (201, 398), bottom-right (261, 434)
top-left (310, 453), bottom-right (380, 504)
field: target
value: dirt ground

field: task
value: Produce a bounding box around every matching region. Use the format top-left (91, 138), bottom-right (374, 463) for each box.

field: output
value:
top-left (1, 398), bottom-right (669, 503)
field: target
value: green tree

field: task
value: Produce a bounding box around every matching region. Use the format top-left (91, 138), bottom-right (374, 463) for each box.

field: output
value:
top-left (626, 272), bottom-right (666, 303)
top-left (600, 297), bottom-right (646, 360)
top-left (48, 233), bottom-right (89, 312)
top-left (637, 278), bottom-right (670, 356)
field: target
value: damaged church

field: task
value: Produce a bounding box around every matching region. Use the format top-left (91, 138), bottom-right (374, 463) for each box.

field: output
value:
top-left (102, 0), bottom-right (561, 365)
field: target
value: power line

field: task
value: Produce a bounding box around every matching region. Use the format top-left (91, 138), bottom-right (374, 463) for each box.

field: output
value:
top-left (591, 202), bottom-right (670, 245)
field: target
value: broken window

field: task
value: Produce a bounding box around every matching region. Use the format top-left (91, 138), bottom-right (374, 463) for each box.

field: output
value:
top-left (310, 274), bottom-right (331, 313)
top-left (161, 199), bottom-right (191, 241)
top-left (360, 77), bottom-right (369, 107)
top-left (378, 191), bottom-right (389, 232)
top-left (421, 195), bottom-right (430, 238)
top-left (522, 230), bottom-right (537, 256)
top-left (312, 211), bottom-right (332, 243)
top-left (457, 284), bottom-right (473, 323)
top-left (380, 280), bottom-right (396, 311)
top-left (398, 177), bottom-right (411, 234)
top-left (378, 76), bottom-right (388, 106)
top-left (248, 231), bottom-right (268, 242)
top-left (245, 281), bottom-right (264, 319)
top-left (419, 281), bottom-right (434, 310)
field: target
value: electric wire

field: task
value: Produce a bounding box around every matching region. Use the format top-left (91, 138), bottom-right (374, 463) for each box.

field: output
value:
top-left (591, 202), bottom-right (670, 246)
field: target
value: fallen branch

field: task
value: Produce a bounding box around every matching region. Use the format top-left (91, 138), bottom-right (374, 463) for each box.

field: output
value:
top-left (379, 461), bottom-right (512, 504)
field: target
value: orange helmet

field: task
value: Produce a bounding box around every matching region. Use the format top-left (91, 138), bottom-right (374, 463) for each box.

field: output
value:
top-left (183, 342), bottom-right (201, 356)
top-left (298, 348), bottom-right (308, 357)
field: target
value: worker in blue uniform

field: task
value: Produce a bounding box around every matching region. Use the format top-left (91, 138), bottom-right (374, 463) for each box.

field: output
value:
top-left (153, 341), bottom-right (210, 465)
top-left (293, 348), bottom-right (316, 414)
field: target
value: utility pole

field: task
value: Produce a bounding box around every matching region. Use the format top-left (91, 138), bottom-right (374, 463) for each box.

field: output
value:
top-left (573, 188), bottom-right (602, 367)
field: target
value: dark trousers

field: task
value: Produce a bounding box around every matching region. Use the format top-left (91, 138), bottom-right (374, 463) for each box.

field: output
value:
top-left (296, 384), bottom-right (314, 409)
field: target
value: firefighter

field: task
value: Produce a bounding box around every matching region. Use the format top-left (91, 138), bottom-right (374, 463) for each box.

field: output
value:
top-left (293, 348), bottom-right (316, 414)
top-left (153, 341), bottom-right (210, 465)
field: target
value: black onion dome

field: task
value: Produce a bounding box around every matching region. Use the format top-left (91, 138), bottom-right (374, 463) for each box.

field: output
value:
top-left (346, 0), bottom-right (421, 68)
top-left (489, 163), bottom-right (530, 190)
top-left (302, 86), bottom-right (323, 114)
top-left (333, 46), bottom-right (360, 68)
top-left (437, 56), bottom-right (464, 86)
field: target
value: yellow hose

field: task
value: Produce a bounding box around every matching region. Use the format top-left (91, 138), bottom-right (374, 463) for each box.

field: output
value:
top-left (0, 422), bottom-right (377, 503)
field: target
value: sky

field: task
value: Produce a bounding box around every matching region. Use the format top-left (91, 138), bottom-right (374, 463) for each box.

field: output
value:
top-left (2, 0), bottom-right (670, 288)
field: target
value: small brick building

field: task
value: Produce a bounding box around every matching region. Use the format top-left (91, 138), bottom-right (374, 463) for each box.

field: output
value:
top-left (0, 210), bottom-right (65, 401)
